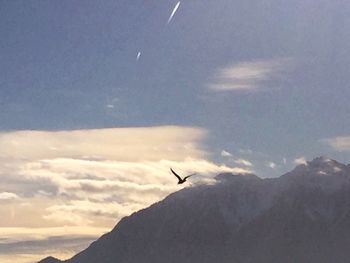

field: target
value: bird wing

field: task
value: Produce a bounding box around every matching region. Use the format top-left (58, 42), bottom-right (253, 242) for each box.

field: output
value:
top-left (184, 173), bottom-right (196, 180)
top-left (170, 168), bottom-right (182, 181)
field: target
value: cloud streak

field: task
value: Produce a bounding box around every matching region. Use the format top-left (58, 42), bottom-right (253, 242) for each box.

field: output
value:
top-left (0, 226), bottom-right (109, 263)
top-left (0, 192), bottom-right (19, 200)
top-left (234, 159), bottom-right (253, 167)
top-left (323, 136), bottom-right (350, 152)
top-left (0, 126), bottom-right (206, 161)
top-left (221, 150), bottom-right (232, 157)
top-left (209, 58), bottom-right (292, 91)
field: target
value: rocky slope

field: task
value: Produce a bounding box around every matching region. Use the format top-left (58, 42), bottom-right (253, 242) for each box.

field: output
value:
top-left (39, 157), bottom-right (350, 263)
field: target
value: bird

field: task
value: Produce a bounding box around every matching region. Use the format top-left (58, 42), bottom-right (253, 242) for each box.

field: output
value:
top-left (170, 168), bottom-right (195, 184)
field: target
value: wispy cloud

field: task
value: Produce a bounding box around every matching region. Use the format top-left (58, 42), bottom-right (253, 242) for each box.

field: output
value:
top-left (267, 162), bottom-right (277, 169)
top-left (0, 126), bottom-right (207, 161)
top-left (221, 150), bottom-right (232, 157)
top-left (221, 150), bottom-right (253, 167)
top-left (294, 156), bottom-right (307, 165)
top-left (0, 192), bottom-right (19, 201)
top-left (208, 58), bottom-right (292, 91)
top-left (322, 136), bottom-right (350, 151)
top-left (234, 159), bottom-right (253, 167)
top-left (167, 1), bottom-right (181, 24)
top-left (16, 158), bottom-right (242, 225)
top-left (0, 226), bottom-right (108, 263)
top-left (0, 126), bottom-right (247, 261)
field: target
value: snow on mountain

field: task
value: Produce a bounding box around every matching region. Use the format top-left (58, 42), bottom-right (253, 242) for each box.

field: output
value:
top-left (39, 157), bottom-right (350, 263)
top-left (287, 156), bottom-right (348, 176)
top-left (282, 156), bottom-right (350, 192)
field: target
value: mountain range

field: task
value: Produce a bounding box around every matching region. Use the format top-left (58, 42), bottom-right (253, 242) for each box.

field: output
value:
top-left (39, 157), bottom-right (350, 263)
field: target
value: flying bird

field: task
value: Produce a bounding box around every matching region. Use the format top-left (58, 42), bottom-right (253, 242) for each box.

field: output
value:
top-left (167, 1), bottom-right (181, 24)
top-left (170, 168), bottom-right (195, 184)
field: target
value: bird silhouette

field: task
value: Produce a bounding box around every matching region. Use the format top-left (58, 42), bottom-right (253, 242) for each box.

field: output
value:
top-left (170, 168), bottom-right (195, 184)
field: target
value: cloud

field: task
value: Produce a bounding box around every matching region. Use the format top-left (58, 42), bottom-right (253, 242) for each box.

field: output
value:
top-left (0, 192), bottom-right (19, 201)
top-left (208, 58), bottom-right (292, 91)
top-left (0, 235), bottom-right (95, 255)
top-left (0, 126), bottom-right (207, 161)
top-left (221, 151), bottom-right (253, 167)
top-left (42, 200), bottom-right (141, 225)
top-left (221, 150), bottom-right (232, 157)
top-left (294, 157), bottom-right (307, 165)
top-left (0, 226), bottom-right (108, 263)
top-left (234, 158), bottom-right (253, 167)
top-left (0, 226), bottom-right (108, 244)
top-left (322, 136), bottom-right (350, 151)
top-left (267, 162), bottom-right (277, 169)
top-left (16, 157), bottom-right (241, 224)
top-left (0, 126), bottom-right (249, 261)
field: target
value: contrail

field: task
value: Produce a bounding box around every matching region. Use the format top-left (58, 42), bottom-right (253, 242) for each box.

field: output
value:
top-left (136, 51), bottom-right (141, 61)
top-left (167, 1), bottom-right (181, 24)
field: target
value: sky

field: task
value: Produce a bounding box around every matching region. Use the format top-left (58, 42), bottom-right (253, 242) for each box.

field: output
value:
top-left (1, 0), bottom-right (350, 262)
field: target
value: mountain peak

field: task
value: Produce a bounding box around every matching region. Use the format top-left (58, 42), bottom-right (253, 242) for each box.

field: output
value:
top-left (287, 156), bottom-right (347, 177)
top-left (39, 157), bottom-right (350, 263)
top-left (309, 156), bottom-right (337, 165)
top-left (37, 256), bottom-right (61, 263)
top-left (308, 156), bottom-right (346, 173)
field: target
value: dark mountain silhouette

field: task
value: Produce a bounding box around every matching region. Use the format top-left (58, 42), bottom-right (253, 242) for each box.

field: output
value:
top-left (39, 157), bottom-right (350, 263)
top-left (38, 256), bottom-right (62, 263)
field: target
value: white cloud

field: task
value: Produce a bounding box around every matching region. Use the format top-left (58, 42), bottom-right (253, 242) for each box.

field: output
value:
top-left (42, 200), bottom-right (141, 225)
top-left (0, 126), bottom-right (207, 161)
top-left (323, 136), bottom-right (350, 151)
top-left (220, 151), bottom-right (253, 167)
top-left (234, 158), bottom-right (253, 167)
top-left (0, 192), bottom-right (19, 201)
top-left (17, 157), bottom-right (246, 225)
top-left (208, 58), bottom-right (291, 91)
top-left (221, 150), bottom-right (232, 157)
top-left (267, 162), bottom-right (277, 169)
top-left (0, 126), bottom-right (250, 261)
top-left (294, 157), bottom-right (307, 165)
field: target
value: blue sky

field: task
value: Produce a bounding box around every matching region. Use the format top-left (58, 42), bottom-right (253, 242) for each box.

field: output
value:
top-left (2, 0), bottom-right (350, 174)
top-left (2, 1), bottom-right (350, 149)
top-left (1, 1), bottom-right (350, 261)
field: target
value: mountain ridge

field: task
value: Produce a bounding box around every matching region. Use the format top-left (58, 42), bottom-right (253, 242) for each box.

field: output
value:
top-left (39, 157), bottom-right (350, 263)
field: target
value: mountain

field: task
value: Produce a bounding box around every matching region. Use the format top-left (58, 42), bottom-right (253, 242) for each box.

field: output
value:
top-left (39, 257), bottom-right (62, 263)
top-left (39, 157), bottom-right (350, 263)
